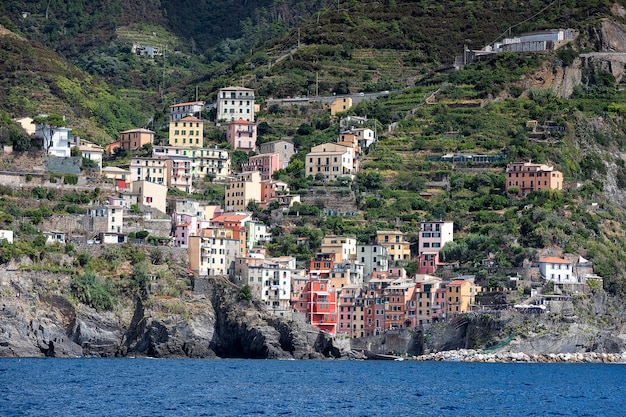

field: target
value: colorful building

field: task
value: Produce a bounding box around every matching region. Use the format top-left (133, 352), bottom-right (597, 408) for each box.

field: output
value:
top-left (375, 230), bottom-right (411, 263)
top-left (225, 119), bottom-right (257, 152)
top-left (446, 279), bottom-right (481, 316)
top-left (119, 128), bottom-right (154, 152)
top-left (505, 161), bottom-right (563, 195)
top-left (241, 152), bottom-right (280, 181)
top-left (168, 116), bottom-right (203, 147)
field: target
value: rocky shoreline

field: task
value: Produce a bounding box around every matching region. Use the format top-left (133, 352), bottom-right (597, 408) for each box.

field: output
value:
top-left (413, 349), bottom-right (626, 363)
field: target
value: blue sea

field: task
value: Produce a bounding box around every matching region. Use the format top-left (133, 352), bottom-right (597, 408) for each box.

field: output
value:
top-left (0, 358), bottom-right (624, 416)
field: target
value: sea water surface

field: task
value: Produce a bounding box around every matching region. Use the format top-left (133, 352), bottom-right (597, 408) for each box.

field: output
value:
top-left (0, 358), bottom-right (624, 417)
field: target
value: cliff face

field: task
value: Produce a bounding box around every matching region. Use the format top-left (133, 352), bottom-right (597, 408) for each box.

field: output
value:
top-left (0, 266), bottom-right (325, 359)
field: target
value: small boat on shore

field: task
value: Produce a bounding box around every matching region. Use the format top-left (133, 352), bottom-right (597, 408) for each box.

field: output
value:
top-left (364, 350), bottom-right (404, 361)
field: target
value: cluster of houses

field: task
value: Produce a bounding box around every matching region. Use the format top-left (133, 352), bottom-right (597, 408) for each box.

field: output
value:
top-left (7, 81), bottom-right (605, 337)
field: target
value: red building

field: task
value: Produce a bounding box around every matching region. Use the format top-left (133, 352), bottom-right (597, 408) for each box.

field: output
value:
top-left (299, 278), bottom-right (337, 334)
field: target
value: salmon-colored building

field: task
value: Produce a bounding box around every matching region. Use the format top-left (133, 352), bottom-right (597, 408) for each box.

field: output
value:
top-left (120, 128), bottom-right (154, 152)
top-left (505, 161), bottom-right (563, 195)
top-left (241, 152), bottom-right (280, 181)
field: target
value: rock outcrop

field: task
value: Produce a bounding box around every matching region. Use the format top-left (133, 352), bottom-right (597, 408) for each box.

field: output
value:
top-left (0, 267), bottom-right (326, 359)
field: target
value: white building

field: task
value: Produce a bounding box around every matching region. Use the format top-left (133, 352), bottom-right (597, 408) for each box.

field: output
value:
top-left (357, 244), bottom-right (389, 280)
top-left (35, 121), bottom-right (72, 157)
top-left (418, 221), bottom-right (454, 254)
top-left (539, 257), bottom-right (574, 283)
top-left (217, 86), bottom-right (255, 122)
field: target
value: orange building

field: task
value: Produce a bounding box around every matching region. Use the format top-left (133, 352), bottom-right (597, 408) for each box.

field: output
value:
top-left (505, 161), bottom-right (563, 195)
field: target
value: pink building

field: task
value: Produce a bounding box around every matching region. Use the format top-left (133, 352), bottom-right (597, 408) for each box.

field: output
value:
top-left (172, 213), bottom-right (199, 247)
top-left (168, 155), bottom-right (193, 193)
top-left (241, 152), bottom-right (280, 181)
top-left (226, 119), bottom-right (257, 152)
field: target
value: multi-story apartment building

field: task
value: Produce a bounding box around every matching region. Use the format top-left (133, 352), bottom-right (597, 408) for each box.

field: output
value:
top-left (225, 171), bottom-right (262, 212)
top-left (375, 230), bottom-right (411, 263)
top-left (321, 235), bottom-right (357, 263)
top-left (235, 255), bottom-right (293, 316)
top-left (168, 155), bottom-right (193, 193)
top-left (384, 279), bottom-right (416, 330)
top-left (329, 261), bottom-right (364, 289)
top-left (414, 275), bottom-right (443, 326)
top-left (305, 143), bottom-right (354, 181)
top-left (119, 128), bottom-right (154, 152)
top-left (130, 157), bottom-right (169, 185)
top-left (337, 284), bottom-right (362, 337)
top-left (153, 145), bottom-right (231, 180)
top-left (217, 86), bottom-right (255, 122)
top-left (168, 116), bottom-right (203, 147)
top-left (258, 139), bottom-right (295, 169)
top-left (297, 278), bottom-right (337, 334)
top-left (89, 205), bottom-right (124, 234)
top-left (169, 101), bottom-right (204, 121)
top-left (357, 244), bottom-right (389, 280)
top-left (131, 180), bottom-right (167, 214)
top-left (241, 152), bottom-right (280, 181)
top-left (417, 220), bottom-right (454, 274)
top-left (189, 227), bottom-right (245, 276)
top-left (350, 128), bottom-right (376, 149)
top-left (225, 119), bottom-right (257, 151)
top-left (505, 161), bottom-right (563, 195)
top-left (446, 278), bottom-right (481, 316)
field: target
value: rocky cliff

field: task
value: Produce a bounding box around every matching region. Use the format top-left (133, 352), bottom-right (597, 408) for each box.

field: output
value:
top-left (0, 263), bottom-right (336, 359)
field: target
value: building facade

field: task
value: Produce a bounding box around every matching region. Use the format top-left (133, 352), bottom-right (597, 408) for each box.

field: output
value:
top-left (505, 162), bottom-right (563, 195)
top-left (217, 86), bottom-right (255, 122)
top-left (168, 116), bottom-right (204, 147)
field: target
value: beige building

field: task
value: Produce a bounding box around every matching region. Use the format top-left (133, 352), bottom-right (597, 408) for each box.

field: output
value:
top-left (132, 180), bottom-right (167, 214)
top-left (505, 161), bottom-right (563, 195)
top-left (330, 97), bottom-right (352, 116)
top-left (225, 171), bottom-right (262, 212)
top-left (189, 228), bottom-right (242, 276)
top-left (305, 143), bottom-right (354, 181)
top-left (376, 230), bottom-right (411, 263)
top-left (217, 86), bottom-right (255, 122)
top-left (168, 116), bottom-right (203, 147)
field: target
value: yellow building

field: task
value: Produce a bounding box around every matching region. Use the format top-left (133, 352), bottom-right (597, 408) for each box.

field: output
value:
top-left (168, 116), bottom-right (204, 147)
top-left (446, 279), bottom-right (481, 316)
top-left (225, 171), bottom-right (262, 212)
top-left (375, 230), bottom-right (411, 262)
top-left (330, 97), bottom-right (352, 116)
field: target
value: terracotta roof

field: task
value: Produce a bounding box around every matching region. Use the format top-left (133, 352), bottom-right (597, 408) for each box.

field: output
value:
top-left (539, 257), bottom-right (572, 264)
top-left (212, 214), bottom-right (248, 222)
top-left (449, 280), bottom-right (468, 285)
top-left (228, 119), bottom-right (255, 125)
top-left (170, 101), bottom-right (204, 107)
top-left (179, 116), bottom-right (203, 122)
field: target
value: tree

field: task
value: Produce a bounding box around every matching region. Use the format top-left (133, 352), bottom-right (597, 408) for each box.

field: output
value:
top-left (32, 114), bottom-right (67, 153)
